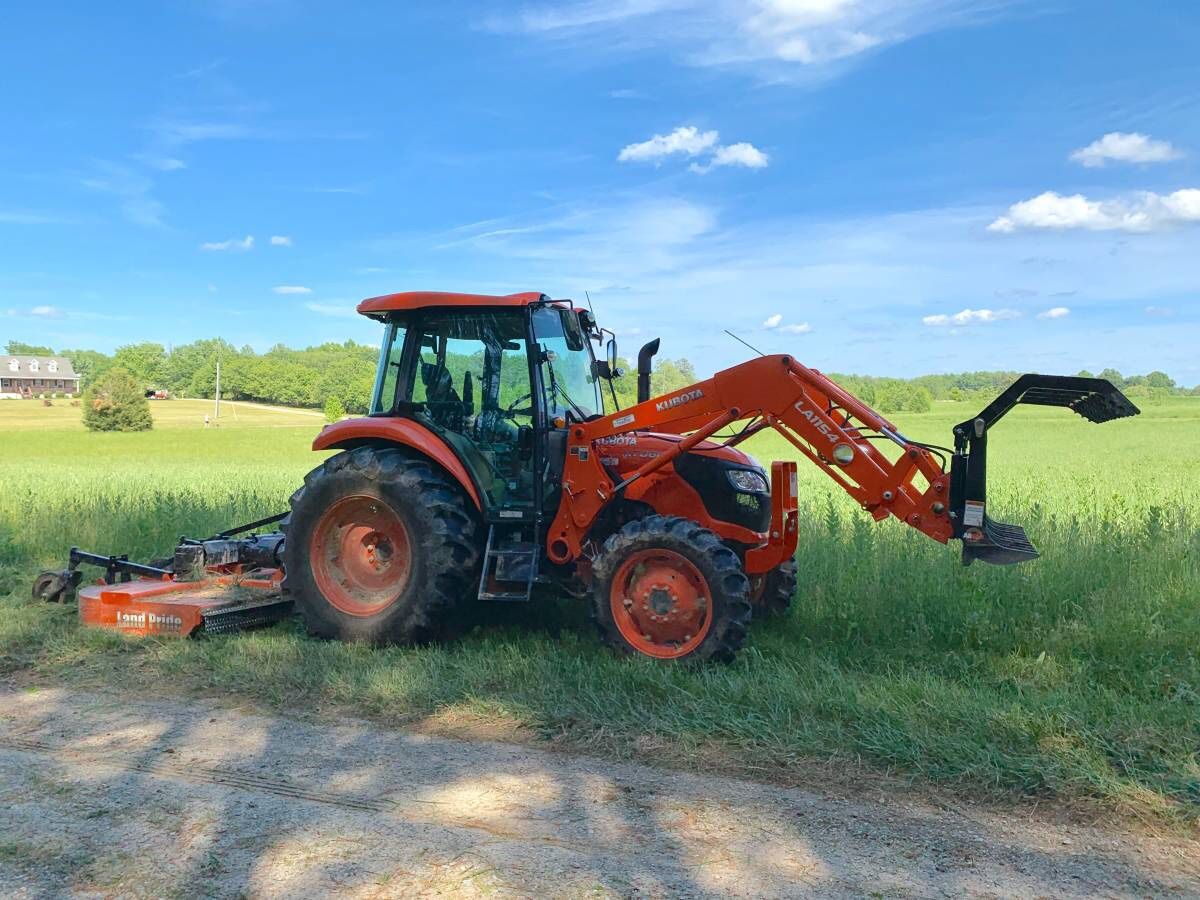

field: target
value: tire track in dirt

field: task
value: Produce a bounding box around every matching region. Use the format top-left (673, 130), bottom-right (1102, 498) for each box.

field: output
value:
top-left (0, 734), bottom-right (585, 851)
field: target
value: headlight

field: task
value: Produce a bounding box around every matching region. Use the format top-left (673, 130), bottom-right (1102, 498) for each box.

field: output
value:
top-left (727, 469), bottom-right (769, 493)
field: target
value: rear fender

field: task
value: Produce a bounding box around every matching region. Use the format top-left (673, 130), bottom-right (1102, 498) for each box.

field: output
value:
top-left (312, 418), bottom-right (483, 511)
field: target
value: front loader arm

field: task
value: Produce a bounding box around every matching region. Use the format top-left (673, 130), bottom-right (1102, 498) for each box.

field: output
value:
top-left (547, 354), bottom-right (954, 569)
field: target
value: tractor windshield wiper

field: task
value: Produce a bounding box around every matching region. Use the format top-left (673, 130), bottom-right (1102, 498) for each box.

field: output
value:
top-left (542, 347), bottom-right (587, 422)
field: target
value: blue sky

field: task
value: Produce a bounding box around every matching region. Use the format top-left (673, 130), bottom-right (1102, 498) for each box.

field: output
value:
top-left (2, 0), bottom-right (1198, 384)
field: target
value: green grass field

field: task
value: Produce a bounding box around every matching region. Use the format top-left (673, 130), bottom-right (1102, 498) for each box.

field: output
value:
top-left (1, 396), bottom-right (1197, 827)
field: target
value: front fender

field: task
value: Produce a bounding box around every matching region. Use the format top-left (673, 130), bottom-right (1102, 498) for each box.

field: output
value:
top-left (313, 418), bottom-right (483, 511)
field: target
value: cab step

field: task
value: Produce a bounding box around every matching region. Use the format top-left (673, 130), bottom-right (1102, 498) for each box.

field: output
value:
top-left (477, 523), bottom-right (538, 602)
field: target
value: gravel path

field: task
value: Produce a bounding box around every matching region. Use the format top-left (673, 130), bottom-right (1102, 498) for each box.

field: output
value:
top-left (1, 687), bottom-right (1196, 898)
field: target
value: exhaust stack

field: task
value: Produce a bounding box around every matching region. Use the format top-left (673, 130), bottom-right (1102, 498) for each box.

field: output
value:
top-left (637, 338), bottom-right (660, 404)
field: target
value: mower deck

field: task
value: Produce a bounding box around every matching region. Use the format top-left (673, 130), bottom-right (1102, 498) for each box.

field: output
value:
top-left (77, 571), bottom-right (291, 637)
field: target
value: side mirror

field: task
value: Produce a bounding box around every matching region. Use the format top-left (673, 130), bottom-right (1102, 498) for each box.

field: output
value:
top-left (606, 337), bottom-right (618, 371)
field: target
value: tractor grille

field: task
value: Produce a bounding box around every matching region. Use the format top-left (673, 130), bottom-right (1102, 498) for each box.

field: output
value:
top-left (674, 452), bottom-right (772, 533)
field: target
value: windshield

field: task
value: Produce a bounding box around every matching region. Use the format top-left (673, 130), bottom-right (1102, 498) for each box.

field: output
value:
top-left (531, 306), bottom-right (602, 420)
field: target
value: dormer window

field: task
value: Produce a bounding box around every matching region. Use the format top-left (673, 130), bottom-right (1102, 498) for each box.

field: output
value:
top-left (6, 359), bottom-right (16, 372)
top-left (28, 360), bottom-right (39, 373)
top-left (48, 360), bottom-right (58, 373)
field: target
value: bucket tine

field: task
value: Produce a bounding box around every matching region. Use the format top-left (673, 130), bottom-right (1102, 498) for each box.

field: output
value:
top-left (961, 514), bottom-right (1039, 567)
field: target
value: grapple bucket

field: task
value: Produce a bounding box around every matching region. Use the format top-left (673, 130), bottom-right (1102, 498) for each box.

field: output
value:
top-left (949, 374), bottom-right (1139, 566)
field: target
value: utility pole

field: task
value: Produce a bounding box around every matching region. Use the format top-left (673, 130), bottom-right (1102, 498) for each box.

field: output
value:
top-left (214, 355), bottom-right (221, 420)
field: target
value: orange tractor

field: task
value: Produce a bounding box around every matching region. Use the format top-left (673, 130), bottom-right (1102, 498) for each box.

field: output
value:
top-left (36, 291), bottom-right (1139, 662)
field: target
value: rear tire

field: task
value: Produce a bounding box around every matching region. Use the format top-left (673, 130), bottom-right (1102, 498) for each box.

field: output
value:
top-left (750, 558), bottom-right (797, 617)
top-left (282, 446), bottom-right (481, 645)
top-left (591, 515), bottom-right (751, 663)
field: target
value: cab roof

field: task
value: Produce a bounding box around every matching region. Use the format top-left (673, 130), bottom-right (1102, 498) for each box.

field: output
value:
top-left (357, 291), bottom-right (551, 318)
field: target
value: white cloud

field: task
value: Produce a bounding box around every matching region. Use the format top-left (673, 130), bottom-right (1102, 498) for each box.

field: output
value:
top-left (140, 156), bottom-right (186, 171)
top-left (150, 119), bottom-right (255, 148)
top-left (922, 308), bottom-right (1020, 327)
top-left (762, 312), bottom-right (809, 333)
top-left (305, 301), bottom-right (356, 317)
top-left (272, 285), bottom-right (312, 295)
top-left (618, 125), bottom-right (718, 163)
top-left (492, 1), bottom-right (1018, 80)
top-left (1036, 306), bottom-right (1070, 320)
top-left (201, 235), bottom-right (255, 251)
top-left (270, 235), bottom-right (293, 246)
top-left (988, 190), bottom-right (1200, 234)
top-left (1069, 132), bottom-right (1182, 168)
top-left (1145, 306), bottom-right (1175, 317)
top-left (690, 142), bottom-right (770, 173)
top-left (4, 305), bottom-right (65, 319)
top-left (0, 209), bottom-right (82, 225)
top-left (426, 197), bottom-right (717, 285)
top-left (620, 126), bottom-right (768, 174)
top-left (81, 162), bottom-right (164, 228)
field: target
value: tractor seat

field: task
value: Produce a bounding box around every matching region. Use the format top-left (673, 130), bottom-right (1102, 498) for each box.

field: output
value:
top-left (421, 362), bottom-right (465, 431)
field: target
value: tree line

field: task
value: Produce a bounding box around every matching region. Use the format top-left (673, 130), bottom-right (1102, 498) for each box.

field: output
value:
top-left (5, 339), bottom-right (1194, 415)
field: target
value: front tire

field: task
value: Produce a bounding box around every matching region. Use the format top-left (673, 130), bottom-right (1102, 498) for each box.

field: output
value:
top-left (282, 446), bottom-right (481, 645)
top-left (591, 516), bottom-right (752, 663)
top-left (750, 558), bottom-right (797, 617)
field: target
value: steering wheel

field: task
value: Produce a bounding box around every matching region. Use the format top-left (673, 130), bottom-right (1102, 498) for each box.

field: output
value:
top-left (503, 392), bottom-right (534, 421)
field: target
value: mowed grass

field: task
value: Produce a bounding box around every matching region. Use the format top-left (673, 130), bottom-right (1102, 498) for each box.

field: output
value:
top-left (1, 396), bottom-right (1197, 827)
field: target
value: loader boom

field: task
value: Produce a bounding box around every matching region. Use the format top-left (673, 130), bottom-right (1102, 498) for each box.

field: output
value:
top-left (549, 354), bottom-right (954, 573)
top-left (547, 355), bottom-right (1138, 573)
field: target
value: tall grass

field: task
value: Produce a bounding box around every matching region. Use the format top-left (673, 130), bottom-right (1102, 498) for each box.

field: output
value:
top-left (1, 398), bottom-right (1197, 825)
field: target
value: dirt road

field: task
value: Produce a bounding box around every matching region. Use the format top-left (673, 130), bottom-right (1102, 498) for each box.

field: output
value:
top-left (1, 687), bottom-right (1195, 898)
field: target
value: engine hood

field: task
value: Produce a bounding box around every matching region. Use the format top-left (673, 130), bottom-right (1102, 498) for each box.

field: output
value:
top-left (593, 430), bottom-right (761, 475)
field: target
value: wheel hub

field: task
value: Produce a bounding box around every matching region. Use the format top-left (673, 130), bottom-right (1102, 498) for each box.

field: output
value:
top-left (310, 496), bottom-right (412, 617)
top-left (647, 586), bottom-right (674, 616)
top-left (609, 548), bottom-right (712, 659)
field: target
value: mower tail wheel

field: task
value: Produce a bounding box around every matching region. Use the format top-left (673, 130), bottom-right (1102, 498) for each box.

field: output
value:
top-left (282, 446), bottom-right (481, 645)
top-left (33, 570), bottom-right (72, 603)
top-left (592, 515), bottom-right (752, 663)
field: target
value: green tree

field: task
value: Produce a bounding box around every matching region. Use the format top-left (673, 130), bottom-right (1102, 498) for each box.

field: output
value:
top-left (315, 355), bottom-right (377, 414)
top-left (1145, 371), bottom-right (1176, 390)
top-left (5, 341), bottom-right (54, 355)
top-left (324, 396), bottom-right (347, 422)
top-left (82, 368), bottom-right (153, 432)
top-left (113, 342), bottom-right (167, 389)
top-left (57, 349), bottom-right (113, 386)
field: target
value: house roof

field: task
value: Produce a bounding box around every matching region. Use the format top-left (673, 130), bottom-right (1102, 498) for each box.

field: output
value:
top-left (356, 291), bottom-right (550, 318)
top-left (3, 356), bottom-right (79, 379)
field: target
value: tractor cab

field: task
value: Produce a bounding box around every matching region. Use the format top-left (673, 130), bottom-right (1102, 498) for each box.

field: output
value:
top-left (365, 293), bottom-right (604, 524)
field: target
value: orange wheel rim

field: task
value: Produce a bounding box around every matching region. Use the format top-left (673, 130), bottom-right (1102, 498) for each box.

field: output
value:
top-left (609, 548), bottom-right (712, 659)
top-left (309, 495), bottom-right (412, 616)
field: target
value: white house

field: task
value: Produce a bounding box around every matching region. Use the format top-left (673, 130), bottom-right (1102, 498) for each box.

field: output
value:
top-left (0, 356), bottom-right (81, 398)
